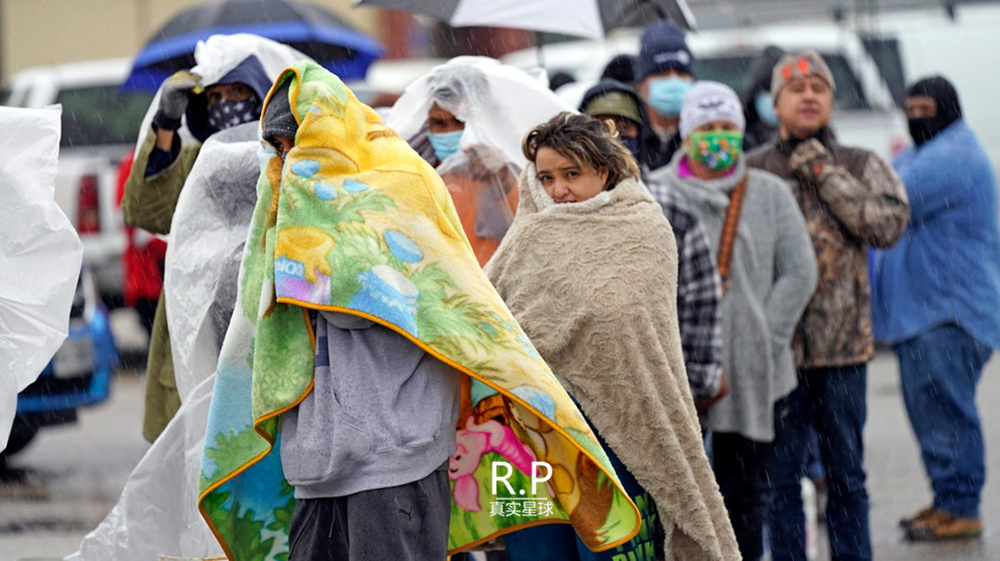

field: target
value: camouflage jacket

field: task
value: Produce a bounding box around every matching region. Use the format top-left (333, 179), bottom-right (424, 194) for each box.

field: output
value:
top-left (747, 130), bottom-right (909, 368)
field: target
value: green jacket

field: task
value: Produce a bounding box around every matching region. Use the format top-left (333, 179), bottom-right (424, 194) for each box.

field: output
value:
top-left (122, 126), bottom-right (201, 442)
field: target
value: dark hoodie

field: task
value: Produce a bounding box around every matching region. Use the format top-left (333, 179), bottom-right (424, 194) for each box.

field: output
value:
top-left (579, 78), bottom-right (646, 161)
top-left (146, 55), bottom-right (272, 177)
top-left (186, 55), bottom-right (273, 143)
top-left (906, 75), bottom-right (962, 147)
top-left (740, 46), bottom-right (785, 152)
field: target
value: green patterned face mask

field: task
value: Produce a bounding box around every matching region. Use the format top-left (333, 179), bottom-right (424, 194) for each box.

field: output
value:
top-left (686, 130), bottom-right (744, 170)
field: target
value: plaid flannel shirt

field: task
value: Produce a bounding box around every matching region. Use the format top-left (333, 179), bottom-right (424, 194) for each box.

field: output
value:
top-left (649, 184), bottom-right (725, 401)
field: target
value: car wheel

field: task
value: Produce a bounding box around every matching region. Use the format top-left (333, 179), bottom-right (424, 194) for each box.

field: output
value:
top-left (0, 417), bottom-right (39, 462)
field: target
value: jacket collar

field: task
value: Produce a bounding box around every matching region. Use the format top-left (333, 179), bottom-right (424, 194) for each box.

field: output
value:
top-left (776, 126), bottom-right (836, 156)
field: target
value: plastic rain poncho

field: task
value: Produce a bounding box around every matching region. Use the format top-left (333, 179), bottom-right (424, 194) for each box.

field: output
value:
top-left (135, 33), bottom-right (311, 152)
top-left (151, 34), bottom-right (310, 401)
top-left (386, 56), bottom-right (573, 265)
top-left (67, 36), bottom-right (311, 561)
top-left (165, 121), bottom-right (259, 401)
top-left (0, 106), bottom-right (83, 453)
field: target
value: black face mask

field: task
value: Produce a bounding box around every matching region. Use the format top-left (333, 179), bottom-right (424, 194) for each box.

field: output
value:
top-left (207, 96), bottom-right (261, 131)
top-left (908, 116), bottom-right (951, 148)
top-left (905, 76), bottom-right (962, 147)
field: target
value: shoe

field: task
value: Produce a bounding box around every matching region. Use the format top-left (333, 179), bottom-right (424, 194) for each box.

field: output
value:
top-left (899, 506), bottom-right (938, 530)
top-left (906, 513), bottom-right (983, 541)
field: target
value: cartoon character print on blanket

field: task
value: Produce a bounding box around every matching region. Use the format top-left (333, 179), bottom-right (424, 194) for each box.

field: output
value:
top-left (197, 61), bottom-right (642, 561)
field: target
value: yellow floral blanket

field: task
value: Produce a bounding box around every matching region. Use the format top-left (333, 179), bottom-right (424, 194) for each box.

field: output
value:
top-left (196, 60), bottom-right (641, 560)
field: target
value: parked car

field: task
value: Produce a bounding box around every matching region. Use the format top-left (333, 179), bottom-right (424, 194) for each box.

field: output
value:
top-left (3, 58), bottom-right (155, 306)
top-left (2, 266), bottom-right (117, 461)
top-left (502, 23), bottom-right (910, 160)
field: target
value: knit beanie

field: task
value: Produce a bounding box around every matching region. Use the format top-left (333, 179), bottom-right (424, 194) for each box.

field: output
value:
top-left (771, 50), bottom-right (836, 100)
top-left (635, 19), bottom-right (694, 82)
top-left (679, 81), bottom-right (745, 139)
top-left (262, 79), bottom-right (298, 142)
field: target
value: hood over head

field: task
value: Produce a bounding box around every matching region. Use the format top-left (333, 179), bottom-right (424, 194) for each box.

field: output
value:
top-left (906, 75), bottom-right (962, 147)
top-left (580, 79), bottom-right (645, 126)
top-left (186, 55), bottom-right (272, 142)
top-left (134, 34), bottom-right (313, 149)
top-left (387, 56), bottom-right (572, 170)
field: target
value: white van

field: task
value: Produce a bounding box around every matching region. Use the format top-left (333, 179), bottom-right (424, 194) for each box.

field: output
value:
top-left (4, 59), bottom-right (155, 304)
top-left (502, 24), bottom-right (910, 161)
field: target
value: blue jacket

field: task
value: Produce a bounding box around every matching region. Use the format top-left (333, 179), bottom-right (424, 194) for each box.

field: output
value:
top-left (873, 120), bottom-right (1000, 348)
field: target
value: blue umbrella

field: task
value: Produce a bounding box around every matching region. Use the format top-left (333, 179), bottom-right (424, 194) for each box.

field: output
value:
top-left (124, 0), bottom-right (383, 91)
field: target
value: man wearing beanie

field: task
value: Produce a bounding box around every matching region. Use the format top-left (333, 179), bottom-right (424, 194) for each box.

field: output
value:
top-left (747, 50), bottom-right (910, 561)
top-left (873, 76), bottom-right (1000, 541)
top-left (634, 19), bottom-right (696, 171)
top-left (583, 79), bottom-right (728, 426)
top-left (654, 80), bottom-right (816, 560)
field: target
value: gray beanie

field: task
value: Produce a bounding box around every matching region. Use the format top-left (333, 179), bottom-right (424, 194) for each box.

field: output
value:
top-left (679, 81), bottom-right (745, 139)
top-left (262, 79), bottom-right (298, 142)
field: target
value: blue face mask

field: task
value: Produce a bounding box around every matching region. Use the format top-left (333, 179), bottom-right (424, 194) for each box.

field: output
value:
top-left (647, 77), bottom-right (692, 117)
top-left (754, 92), bottom-right (779, 127)
top-left (428, 130), bottom-right (463, 163)
top-left (621, 136), bottom-right (641, 160)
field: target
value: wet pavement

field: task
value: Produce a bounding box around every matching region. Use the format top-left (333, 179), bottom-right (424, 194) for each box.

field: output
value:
top-left (0, 348), bottom-right (997, 560)
top-left (0, 368), bottom-right (147, 561)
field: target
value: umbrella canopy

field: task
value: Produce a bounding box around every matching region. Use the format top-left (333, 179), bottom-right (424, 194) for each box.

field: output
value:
top-left (124, 0), bottom-right (383, 90)
top-left (352, 0), bottom-right (696, 39)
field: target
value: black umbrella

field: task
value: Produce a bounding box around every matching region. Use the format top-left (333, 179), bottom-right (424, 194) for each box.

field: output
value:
top-left (124, 0), bottom-right (383, 90)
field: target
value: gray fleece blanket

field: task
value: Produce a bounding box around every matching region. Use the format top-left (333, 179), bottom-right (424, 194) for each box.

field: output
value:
top-left (485, 165), bottom-right (740, 560)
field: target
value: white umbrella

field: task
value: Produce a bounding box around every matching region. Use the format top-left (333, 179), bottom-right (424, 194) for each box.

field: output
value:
top-left (353, 0), bottom-right (696, 39)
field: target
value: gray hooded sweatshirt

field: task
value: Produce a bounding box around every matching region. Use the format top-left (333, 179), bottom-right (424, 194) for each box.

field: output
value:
top-left (280, 312), bottom-right (460, 498)
top-left (647, 155), bottom-right (818, 441)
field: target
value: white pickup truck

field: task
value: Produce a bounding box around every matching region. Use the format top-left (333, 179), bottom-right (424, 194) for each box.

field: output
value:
top-left (3, 58), bottom-right (154, 305)
top-left (503, 23), bottom-right (910, 162)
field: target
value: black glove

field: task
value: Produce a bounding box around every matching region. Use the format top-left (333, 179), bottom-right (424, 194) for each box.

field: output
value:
top-left (153, 70), bottom-right (202, 131)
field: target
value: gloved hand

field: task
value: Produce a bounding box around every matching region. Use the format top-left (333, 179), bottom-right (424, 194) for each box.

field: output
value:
top-left (153, 70), bottom-right (203, 131)
top-left (789, 138), bottom-right (833, 183)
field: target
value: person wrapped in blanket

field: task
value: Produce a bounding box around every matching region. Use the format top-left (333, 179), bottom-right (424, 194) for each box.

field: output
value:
top-left (582, 78), bottom-right (727, 419)
top-left (486, 113), bottom-right (739, 560)
top-left (262, 71), bottom-right (461, 561)
top-left (121, 34), bottom-right (310, 442)
top-left (387, 56), bottom-right (572, 266)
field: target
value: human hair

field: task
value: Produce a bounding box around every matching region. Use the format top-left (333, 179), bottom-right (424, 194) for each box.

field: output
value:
top-left (522, 112), bottom-right (640, 189)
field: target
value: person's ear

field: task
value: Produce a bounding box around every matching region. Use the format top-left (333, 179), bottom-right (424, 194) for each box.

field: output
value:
top-left (599, 165), bottom-right (610, 187)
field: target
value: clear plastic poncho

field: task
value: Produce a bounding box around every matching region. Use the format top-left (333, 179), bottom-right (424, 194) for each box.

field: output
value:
top-left (67, 36), bottom-right (311, 561)
top-left (386, 56), bottom-right (573, 265)
top-left (0, 106), bottom-right (83, 453)
top-left (154, 34), bottom-right (310, 400)
top-left (165, 121), bottom-right (259, 401)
